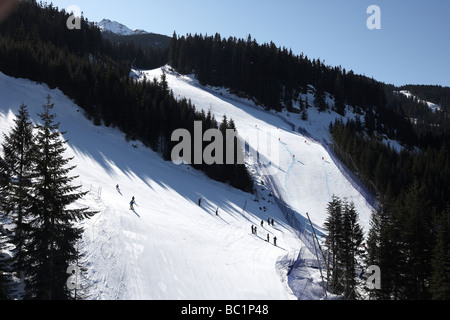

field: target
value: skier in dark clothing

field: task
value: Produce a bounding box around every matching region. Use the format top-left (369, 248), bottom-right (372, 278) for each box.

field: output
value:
top-left (198, 198), bottom-right (202, 206)
top-left (273, 237), bottom-right (277, 246)
top-left (130, 198), bottom-right (135, 210)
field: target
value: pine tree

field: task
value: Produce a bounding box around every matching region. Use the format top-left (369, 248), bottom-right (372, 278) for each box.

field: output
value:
top-left (333, 75), bottom-right (346, 116)
top-left (219, 114), bottom-right (228, 134)
top-left (168, 31), bottom-right (178, 67)
top-left (340, 200), bottom-right (364, 299)
top-left (24, 96), bottom-right (97, 300)
top-left (396, 180), bottom-right (433, 299)
top-left (301, 109), bottom-right (308, 121)
top-left (366, 204), bottom-right (399, 300)
top-left (314, 85), bottom-right (328, 113)
top-left (366, 207), bottom-right (383, 299)
top-left (1, 104), bottom-right (36, 279)
top-left (324, 195), bottom-right (344, 294)
top-left (0, 157), bottom-right (12, 299)
top-left (430, 207), bottom-right (450, 299)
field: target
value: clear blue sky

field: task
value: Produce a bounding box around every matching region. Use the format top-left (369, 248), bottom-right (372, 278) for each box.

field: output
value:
top-left (49, 0), bottom-right (450, 87)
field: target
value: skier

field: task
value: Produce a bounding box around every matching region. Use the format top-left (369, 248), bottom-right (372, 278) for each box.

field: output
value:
top-left (267, 234), bottom-right (270, 242)
top-left (130, 198), bottom-right (135, 210)
top-left (261, 220), bottom-right (264, 227)
top-left (359, 269), bottom-right (365, 279)
top-left (273, 237), bottom-right (277, 246)
top-left (198, 198), bottom-right (202, 206)
top-left (251, 225), bottom-right (255, 234)
top-left (271, 219), bottom-right (274, 226)
top-left (216, 207), bottom-right (219, 216)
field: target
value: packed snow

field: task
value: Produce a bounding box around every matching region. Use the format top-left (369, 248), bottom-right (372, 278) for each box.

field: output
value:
top-left (0, 66), bottom-right (376, 300)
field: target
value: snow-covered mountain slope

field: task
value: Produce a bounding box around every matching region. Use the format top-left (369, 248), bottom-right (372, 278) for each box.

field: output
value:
top-left (141, 66), bottom-right (376, 233)
top-left (97, 19), bottom-right (148, 36)
top-left (396, 90), bottom-right (441, 112)
top-left (0, 63), bottom-right (376, 300)
top-left (0, 71), bottom-right (320, 300)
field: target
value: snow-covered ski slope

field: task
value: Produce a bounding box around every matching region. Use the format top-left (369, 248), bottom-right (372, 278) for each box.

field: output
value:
top-left (141, 66), bottom-right (375, 232)
top-left (0, 65), bottom-right (375, 300)
top-left (0, 72), bottom-right (307, 300)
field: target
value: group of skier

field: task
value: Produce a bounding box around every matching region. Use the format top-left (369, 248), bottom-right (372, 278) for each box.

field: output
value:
top-left (197, 198), bottom-right (218, 216)
top-left (252, 219), bottom-right (278, 246)
top-left (261, 218), bottom-right (275, 227)
top-left (119, 189), bottom-right (279, 246)
top-left (198, 195), bottom-right (280, 247)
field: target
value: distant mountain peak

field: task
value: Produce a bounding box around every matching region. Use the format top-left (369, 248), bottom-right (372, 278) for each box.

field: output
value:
top-left (97, 19), bottom-right (149, 36)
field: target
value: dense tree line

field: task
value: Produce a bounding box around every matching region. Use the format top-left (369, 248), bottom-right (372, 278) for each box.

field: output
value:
top-left (0, 100), bottom-right (97, 299)
top-left (101, 30), bottom-right (171, 51)
top-left (401, 85), bottom-right (450, 111)
top-left (168, 32), bottom-right (386, 112)
top-left (383, 85), bottom-right (450, 148)
top-left (0, 0), bottom-right (253, 193)
top-left (323, 196), bottom-right (364, 300)
top-left (330, 118), bottom-right (450, 299)
top-left (331, 119), bottom-right (450, 219)
top-left (169, 33), bottom-right (449, 150)
top-left (168, 33), bottom-right (420, 147)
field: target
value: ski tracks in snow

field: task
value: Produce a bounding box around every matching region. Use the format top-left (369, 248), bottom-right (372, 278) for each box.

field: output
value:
top-left (79, 194), bottom-right (148, 300)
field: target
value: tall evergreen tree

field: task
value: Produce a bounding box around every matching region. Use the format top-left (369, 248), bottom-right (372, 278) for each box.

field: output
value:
top-left (365, 203), bottom-right (402, 300)
top-left (430, 206), bottom-right (450, 300)
top-left (324, 195), bottom-right (344, 294)
top-left (366, 207), bottom-right (383, 299)
top-left (313, 85), bottom-right (328, 113)
top-left (333, 75), bottom-right (346, 116)
top-left (396, 180), bottom-right (433, 300)
top-left (1, 104), bottom-right (36, 279)
top-left (340, 200), bottom-right (364, 299)
top-left (24, 97), bottom-right (97, 300)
